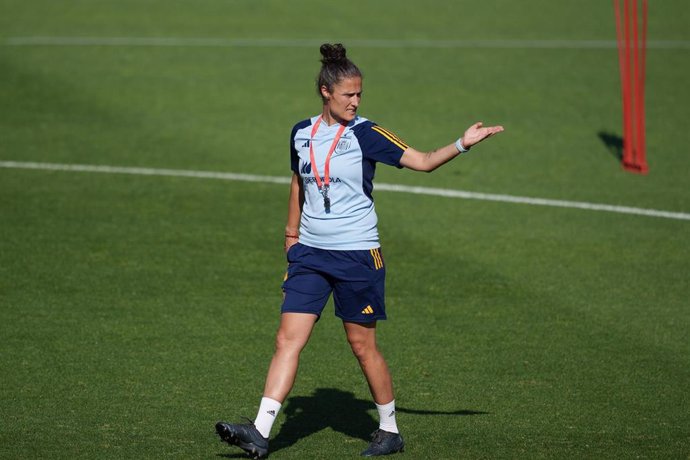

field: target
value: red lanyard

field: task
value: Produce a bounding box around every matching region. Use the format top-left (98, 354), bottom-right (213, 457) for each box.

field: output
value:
top-left (309, 115), bottom-right (346, 192)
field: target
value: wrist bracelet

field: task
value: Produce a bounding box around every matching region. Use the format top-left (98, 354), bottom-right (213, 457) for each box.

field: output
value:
top-left (285, 234), bottom-right (299, 238)
top-left (455, 137), bottom-right (469, 153)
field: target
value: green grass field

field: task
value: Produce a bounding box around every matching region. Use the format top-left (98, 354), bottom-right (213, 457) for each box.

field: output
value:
top-left (1, 1), bottom-right (689, 458)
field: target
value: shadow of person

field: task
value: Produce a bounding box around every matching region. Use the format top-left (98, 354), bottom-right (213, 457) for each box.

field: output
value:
top-left (598, 131), bottom-right (624, 161)
top-left (267, 387), bottom-right (489, 455)
top-left (269, 388), bottom-right (376, 454)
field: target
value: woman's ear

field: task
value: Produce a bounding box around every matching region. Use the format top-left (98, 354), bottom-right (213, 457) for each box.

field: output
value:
top-left (320, 85), bottom-right (331, 100)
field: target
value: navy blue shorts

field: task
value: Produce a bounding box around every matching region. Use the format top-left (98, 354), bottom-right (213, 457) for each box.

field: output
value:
top-left (281, 243), bottom-right (387, 323)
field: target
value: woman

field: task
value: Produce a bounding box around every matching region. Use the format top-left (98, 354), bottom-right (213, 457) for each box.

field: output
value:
top-left (216, 43), bottom-right (503, 458)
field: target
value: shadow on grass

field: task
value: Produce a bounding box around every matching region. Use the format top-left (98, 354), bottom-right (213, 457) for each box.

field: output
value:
top-left (598, 131), bottom-right (624, 161)
top-left (217, 387), bottom-right (487, 457)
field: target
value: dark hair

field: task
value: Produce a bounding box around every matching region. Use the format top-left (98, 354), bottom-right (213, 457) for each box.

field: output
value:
top-left (317, 43), bottom-right (362, 102)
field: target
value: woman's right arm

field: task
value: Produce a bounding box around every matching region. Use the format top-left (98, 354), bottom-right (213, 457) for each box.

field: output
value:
top-left (284, 172), bottom-right (303, 253)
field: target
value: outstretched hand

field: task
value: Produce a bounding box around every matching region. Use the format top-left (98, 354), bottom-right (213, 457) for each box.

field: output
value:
top-left (462, 122), bottom-right (504, 149)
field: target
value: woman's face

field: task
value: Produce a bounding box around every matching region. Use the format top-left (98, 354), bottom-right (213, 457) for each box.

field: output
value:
top-left (322, 76), bottom-right (362, 124)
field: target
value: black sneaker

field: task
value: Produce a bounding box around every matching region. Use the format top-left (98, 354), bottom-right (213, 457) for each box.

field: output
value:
top-left (361, 429), bottom-right (405, 456)
top-left (215, 420), bottom-right (269, 459)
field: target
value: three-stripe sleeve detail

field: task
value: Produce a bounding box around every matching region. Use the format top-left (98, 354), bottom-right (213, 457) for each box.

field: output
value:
top-left (371, 126), bottom-right (409, 150)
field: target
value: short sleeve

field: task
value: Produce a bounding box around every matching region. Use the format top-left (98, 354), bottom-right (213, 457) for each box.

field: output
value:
top-left (353, 121), bottom-right (408, 168)
top-left (290, 126), bottom-right (299, 174)
top-left (290, 119), bottom-right (311, 174)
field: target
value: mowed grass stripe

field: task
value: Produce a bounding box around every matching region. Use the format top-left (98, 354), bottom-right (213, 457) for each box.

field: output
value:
top-left (2, 160), bottom-right (689, 221)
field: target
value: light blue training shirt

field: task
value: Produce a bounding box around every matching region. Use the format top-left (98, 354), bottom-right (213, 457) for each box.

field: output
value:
top-left (290, 115), bottom-right (408, 250)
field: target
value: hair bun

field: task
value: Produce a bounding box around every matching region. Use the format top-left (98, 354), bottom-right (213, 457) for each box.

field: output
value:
top-left (320, 43), bottom-right (347, 65)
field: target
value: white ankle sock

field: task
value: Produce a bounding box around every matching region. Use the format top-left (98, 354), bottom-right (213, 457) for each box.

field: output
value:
top-left (376, 400), bottom-right (399, 434)
top-left (254, 397), bottom-right (282, 438)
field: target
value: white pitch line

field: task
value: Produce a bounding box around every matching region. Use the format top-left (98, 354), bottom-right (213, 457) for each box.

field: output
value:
top-left (374, 183), bottom-right (690, 220)
top-left (0, 161), bottom-right (291, 185)
top-left (3, 36), bottom-right (690, 50)
top-left (1, 160), bottom-right (689, 221)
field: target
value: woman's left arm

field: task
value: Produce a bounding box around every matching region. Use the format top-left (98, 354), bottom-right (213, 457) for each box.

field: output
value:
top-left (284, 172), bottom-right (304, 252)
top-left (400, 122), bottom-right (504, 172)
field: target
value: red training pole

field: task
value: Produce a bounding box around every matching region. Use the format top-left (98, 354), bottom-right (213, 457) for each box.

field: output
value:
top-left (636, 0), bottom-right (648, 173)
top-left (631, 0), bottom-right (641, 169)
top-left (615, 0), bottom-right (648, 174)
top-left (618, 0), bottom-right (631, 170)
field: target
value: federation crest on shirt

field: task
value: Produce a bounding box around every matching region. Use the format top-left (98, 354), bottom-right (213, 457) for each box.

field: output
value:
top-left (335, 138), bottom-right (352, 153)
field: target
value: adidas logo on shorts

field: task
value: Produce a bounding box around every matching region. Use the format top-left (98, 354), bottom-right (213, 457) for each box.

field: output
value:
top-left (361, 305), bottom-right (374, 315)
